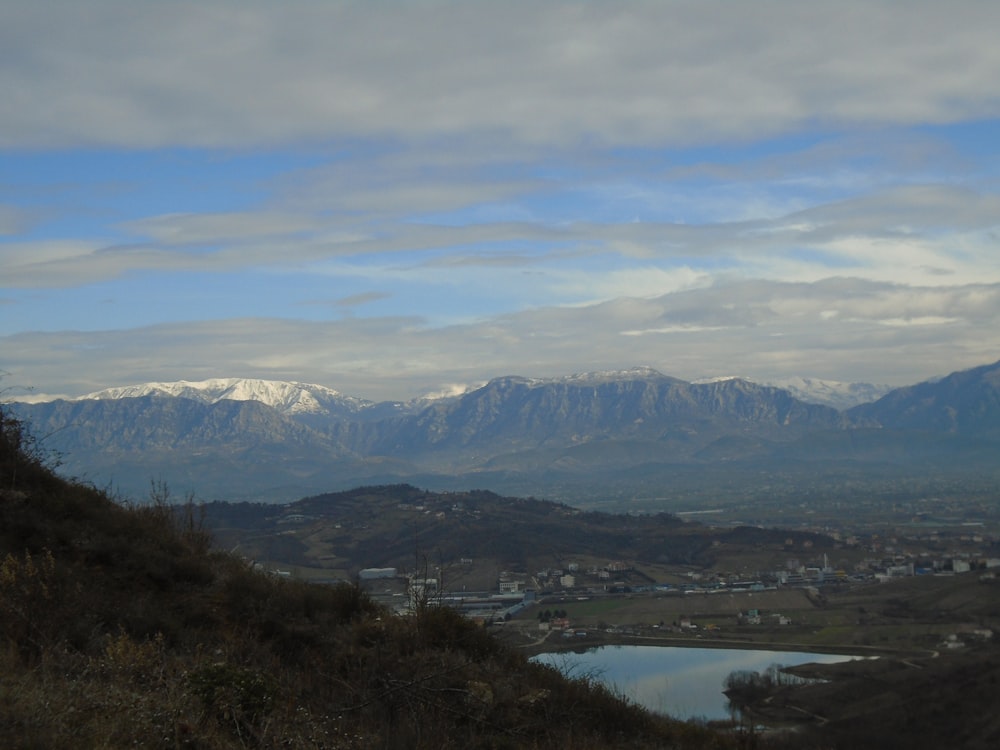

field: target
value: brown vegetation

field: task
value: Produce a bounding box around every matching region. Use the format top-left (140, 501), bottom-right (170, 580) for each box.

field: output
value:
top-left (1, 404), bottom-right (731, 749)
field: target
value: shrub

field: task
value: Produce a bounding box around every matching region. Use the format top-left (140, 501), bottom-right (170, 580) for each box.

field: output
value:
top-left (0, 404), bottom-right (58, 491)
top-left (0, 547), bottom-right (59, 657)
top-left (188, 662), bottom-right (279, 741)
top-left (413, 604), bottom-right (503, 660)
top-left (101, 629), bottom-right (167, 683)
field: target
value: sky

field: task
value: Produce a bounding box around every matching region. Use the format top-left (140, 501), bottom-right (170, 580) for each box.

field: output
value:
top-left (3, 0), bottom-right (1000, 402)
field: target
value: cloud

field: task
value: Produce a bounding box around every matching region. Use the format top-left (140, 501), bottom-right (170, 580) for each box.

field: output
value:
top-left (278, 154), bottom-right (547, 219)
top-left (6, 278), bottom-right (999, 401)
top-left (788, 185), bottom-right (1000, 237)
top-left (6, 179), bottom-right (999, 315)
top-left (122, 211), bottom-right (330, 245)
top-left (1, 241), bottom-right (197, 288)
top-left (4, 2), bottom-right (1000, 400)
top-left (0, 205), bottom-right (32, 235)
top-left (547, 266), bottom-right (712, 304)
top-left (3, 2), bottom-right (1000, 149)
top-left (332, 291), bottom-right (389, 307)
top-left (665, 131), bottom-right (957, 186)
top-left (419, 383), bottom-right (478, 401)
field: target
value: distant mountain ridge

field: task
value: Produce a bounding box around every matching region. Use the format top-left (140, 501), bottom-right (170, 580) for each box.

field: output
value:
top-left (68, 369), bottom-right (889, 411)
top-left (847, 360), bottom-right (1000, 436)
top-left (80, 377), bottom-right (374, 417)
top-left (11, 361), bottom-right (1000, 503)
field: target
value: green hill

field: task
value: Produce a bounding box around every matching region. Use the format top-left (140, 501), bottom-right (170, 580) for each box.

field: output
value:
top-left (200, 484), bottom-right (834, 588)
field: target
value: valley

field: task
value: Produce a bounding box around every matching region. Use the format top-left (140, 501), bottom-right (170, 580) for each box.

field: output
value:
top-left (202, 482), bottom-right (1000, 749)
top-left (8, 358), bottom-right (1000, 748)
top-left (5, 367), bottom-right (1000, 747)
top-left (6, 5), bottom-right (999, 747)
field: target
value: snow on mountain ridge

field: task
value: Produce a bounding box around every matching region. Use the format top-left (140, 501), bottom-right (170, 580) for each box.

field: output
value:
top-left (560, 367), bottom-right (667, 383)
top-left (80, 378), bottom-right (371, 415)
top-left (484, 368), bottom-right (669, 390)
top-left (686, 374), bottom-right (891, 408)
top-left (51, 371), bottom-right (892, 412)
top-left (760, 377), bottom-right (892, 410)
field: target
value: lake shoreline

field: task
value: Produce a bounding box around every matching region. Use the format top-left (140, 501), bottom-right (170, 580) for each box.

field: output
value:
top-left (513, 628), bottom-right (922, 660)
top-left (528, 642), bottom-right (864, 722)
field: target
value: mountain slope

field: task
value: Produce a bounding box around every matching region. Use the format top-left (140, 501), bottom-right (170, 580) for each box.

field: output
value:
top-left (365, 372), bottom-right (848, 461)
top-left (849, 359), bottom-right (1000, 436)
top-left (15, 395), bottom-right (373, 500)
top-left (0, 403), bottom-right (717, 750)
top-left (11, 361), bottom-right (1000, 503)
top-left (20, 394), bottom-right (345, 453)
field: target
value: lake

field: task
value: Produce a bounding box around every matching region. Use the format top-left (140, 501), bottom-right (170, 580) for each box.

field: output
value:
top-left (531, 644), bottom-right (859, 721)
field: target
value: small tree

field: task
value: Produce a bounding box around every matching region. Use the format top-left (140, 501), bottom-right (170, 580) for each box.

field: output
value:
top-left (0, 401), bottom-right (59, 491)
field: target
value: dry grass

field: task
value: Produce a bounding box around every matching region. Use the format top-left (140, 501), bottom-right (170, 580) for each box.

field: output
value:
top-left (1, 404), bottom-right (733, 750)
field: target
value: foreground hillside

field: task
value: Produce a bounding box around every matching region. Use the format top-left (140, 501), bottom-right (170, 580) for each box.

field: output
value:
top-left (0, 406), bottom-right (729, 749)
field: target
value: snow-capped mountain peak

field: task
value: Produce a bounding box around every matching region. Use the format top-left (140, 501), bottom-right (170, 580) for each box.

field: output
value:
top-left (560, 366), bottom-right (667, 383)
top-left (689, 374), bottom-right (891, 408)
top-left (38, 370), bottom-right (893, 414)
top-left (759, 377), bottom-right (892, 410)
top-left (79, 378), bottom-right (371, 416)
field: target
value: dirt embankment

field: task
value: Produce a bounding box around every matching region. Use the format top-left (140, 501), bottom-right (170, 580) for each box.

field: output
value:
top-left (729, 646), bottom-right (1000, 750)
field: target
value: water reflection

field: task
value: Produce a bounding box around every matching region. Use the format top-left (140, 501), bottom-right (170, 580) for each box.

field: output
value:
top-left (532, 645), bottom-right (856, 721)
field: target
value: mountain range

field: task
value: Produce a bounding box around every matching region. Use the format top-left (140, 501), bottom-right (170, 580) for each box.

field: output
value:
top-left (11, 360), bottom-right (1000, 505)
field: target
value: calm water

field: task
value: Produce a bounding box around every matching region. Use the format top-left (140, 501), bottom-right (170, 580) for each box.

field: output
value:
top-left (532, 645), bottom-right (857, 721)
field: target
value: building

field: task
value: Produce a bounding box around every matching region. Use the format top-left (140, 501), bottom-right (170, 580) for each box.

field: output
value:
top-left (359, 567), bottom-right (397, 581)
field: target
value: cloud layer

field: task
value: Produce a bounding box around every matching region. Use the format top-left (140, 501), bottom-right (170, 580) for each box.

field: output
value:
top-left (4, 1), bottom-right (1000, 148)
top-left (9, 277), bottom-right (1000, 402)
top-left (2, 1), bottom-right (999, 399)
